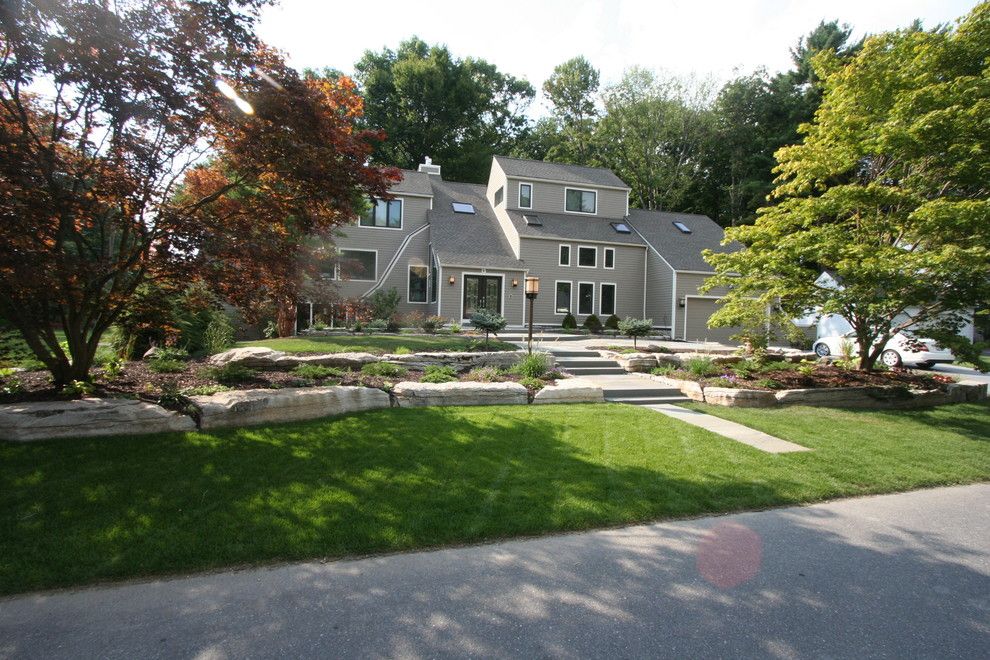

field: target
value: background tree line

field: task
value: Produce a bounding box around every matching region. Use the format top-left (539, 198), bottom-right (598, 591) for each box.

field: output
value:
top-left (350, 21), bottom-right (863, 226)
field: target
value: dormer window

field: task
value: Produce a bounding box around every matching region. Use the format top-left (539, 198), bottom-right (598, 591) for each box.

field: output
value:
top-left (360, 199), bottom-right (402, 229)
top-left (565, 188), bottom-right (597, 214)
top-left (518, 182), bottom-right (533, 209)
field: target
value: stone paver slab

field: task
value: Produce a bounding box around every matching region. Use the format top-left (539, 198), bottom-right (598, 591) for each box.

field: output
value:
top-left (648, 403), bottom-right (811, 453)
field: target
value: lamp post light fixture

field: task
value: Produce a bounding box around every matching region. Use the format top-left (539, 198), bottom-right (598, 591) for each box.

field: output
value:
top-left (524, 276), bottom-right (539, 355)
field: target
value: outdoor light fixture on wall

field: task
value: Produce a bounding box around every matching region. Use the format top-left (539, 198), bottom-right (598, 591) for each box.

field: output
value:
top-left (448, 276), bottom-right (456, 285)
top-left (512, 279), bottom-right (518, 287)
top-left (678, 297), bottom-right (686, 308)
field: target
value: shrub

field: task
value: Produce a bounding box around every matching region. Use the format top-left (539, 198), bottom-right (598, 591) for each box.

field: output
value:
top-left (421, 365), bottom-right (457, 383)
top-left (150, 346), bottom-right (190, 362)
top-left (293, 364), bottom-right (346, 380)
top-left (1, 376), bottom-right (25, 395)
top-left (203, 312), bottom-right (235, 355)
top-left (148, 358), bottom-right (186, 374)
top-left (421, 315), bottom-right (445, 334)
top-left (464, 366), bottom-right (506, 382)
top-left (262, 320), bottom-right (279, 339)
top-left (618, 317), bottom-right (653, 348)
top-left (604, 314), bottom-right (620, 331)
top-left (651, 365), bottom-right (679, 377)
top-left (755, 378), bottom-right (784, 389)
top-left (797, 360), bottom-right (816, 377)
top-left (684, 356), bottom-right (720, 378)
top-left (561, 313), bottom-right (577, 330)
top-left (365, 319), bottom-right (388, 333)
top-left (512, 353), bottom-right (550, 379)
top-left (62, 379), bottom-right (94, 396)
top-left (206, 363), bottom-right (257, 384)
top-left (101, 356), bottom-right (124, 380)
top-left (360, 362), bottom-right (407, 378)
top-left (368, 288), bottom-right (401, 321)
top-left (393, 346), bottom-right (412, 355)
top-left (470, 309), bottom-right (507, 348)
top-left (582, 314), bottom-right (603, 334)
top-left (544, 369), bottom-right (564, 380)
top-left (519, 376), bottom-right (544, 391)
top-left (181, 384), bottom-right (232, 396)
top-left (449, 322), bottom-right (461, 334)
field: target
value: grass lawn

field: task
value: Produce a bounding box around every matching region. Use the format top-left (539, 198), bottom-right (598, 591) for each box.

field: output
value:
top-left (237, 334), bottom-right (518, 354)
top-left (1, 402), bottom-right (988, 595)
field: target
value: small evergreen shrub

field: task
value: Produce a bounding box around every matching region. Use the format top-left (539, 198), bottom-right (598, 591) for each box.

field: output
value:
top-left (561, 313), bottom-right (577, 329)
top-left (148, 358), bottom-right (186, 374)
top-left (470, 309), bottom-right (507, 348)
top-left (421, 364), bottom-right (458, 383)
top-left (293, 364), bottom-right (346, 380)
top-left (582, 314), bottom-right (603, 334)
top-left (618, 317), bottom-right (653, 348)
top-left (206, 363), bottom-right (257, 384)
top-left (604, 314), bottom-right (620, 331)
top-left (421, 316), bottom-right (445, 334)
top-left (512, 353), bottom-right (550, 379)
top-left (361, 362), bottom-right (407, 378)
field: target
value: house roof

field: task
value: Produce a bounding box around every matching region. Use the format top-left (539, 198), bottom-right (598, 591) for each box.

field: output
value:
top-left (506, 209), bottom-right (647, 246)
top-left (390, 169), bottom-right (434, 197)
top-left (429, 181), bottom-right (525, 270)
top-left (626, 209), bottom-right (740, 272)
top-left (493, 156), bottom-right (630, 190)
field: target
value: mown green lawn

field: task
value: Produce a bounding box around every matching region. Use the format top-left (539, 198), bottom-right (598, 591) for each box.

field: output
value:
top-left (1, 402), bottom-right (988, 595)
top-left (237, 334), bottom-right (518, 354)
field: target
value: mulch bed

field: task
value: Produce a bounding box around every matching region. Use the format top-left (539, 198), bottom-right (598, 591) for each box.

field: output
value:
top-left (691, 366), bottom-right (952, 391)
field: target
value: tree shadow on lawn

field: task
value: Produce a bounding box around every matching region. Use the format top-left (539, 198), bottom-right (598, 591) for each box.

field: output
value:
top-left (865, 402), bottom-right (990, 443)
top-left (0, 405), bottom-right (813, 595)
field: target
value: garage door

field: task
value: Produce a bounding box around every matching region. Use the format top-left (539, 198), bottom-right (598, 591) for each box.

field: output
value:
top-left (683, 297), bottom-right (740, 345)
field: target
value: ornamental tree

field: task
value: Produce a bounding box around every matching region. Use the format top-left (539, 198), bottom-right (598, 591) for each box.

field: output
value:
top-left (618, 318), bottom-right (653, 348)
top-left (704, 5), bottom-right (990, 371)
top-left (0, 0), bottom-right (397, 385)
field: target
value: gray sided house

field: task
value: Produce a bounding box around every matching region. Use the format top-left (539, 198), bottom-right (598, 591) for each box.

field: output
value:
top-left (301, 156), bottom-right (740, 342)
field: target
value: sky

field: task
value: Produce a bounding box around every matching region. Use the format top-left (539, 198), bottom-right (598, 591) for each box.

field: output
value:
top-left (258, 0), bottom-right (979, 114)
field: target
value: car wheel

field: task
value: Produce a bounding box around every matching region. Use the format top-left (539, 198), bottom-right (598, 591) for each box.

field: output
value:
top-left (814, 342), bottom-right (830, 357)
top-left (880, 349), bottom-right (902, 368)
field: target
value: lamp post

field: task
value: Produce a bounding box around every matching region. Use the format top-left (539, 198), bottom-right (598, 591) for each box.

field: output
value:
top-left (525, 276), bottom-right (539, 355)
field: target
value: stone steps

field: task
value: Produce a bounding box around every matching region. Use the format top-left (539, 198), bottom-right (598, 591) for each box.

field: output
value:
top-left (566, 367), bottom-right (629, 376)
top-left (603, 385), bottom-right (689, 405)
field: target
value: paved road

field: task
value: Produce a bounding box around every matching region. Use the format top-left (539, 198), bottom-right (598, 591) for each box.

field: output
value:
top-left (2, 485), bottom-right (988, 659)
top-left (933, 363), bottom-right (990, 393)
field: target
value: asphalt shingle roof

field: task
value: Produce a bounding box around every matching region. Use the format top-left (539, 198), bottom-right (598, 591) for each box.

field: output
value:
top-left (493, 156), bottom-right (629, 189)
top-left (625, 209), bottom-right (740, 272)
top-left (506, 209), bottom-right (647, 246)
top-left (429, 181), bottom-right (525, 270)
top-left (390, 169), bottom-right (434, 197)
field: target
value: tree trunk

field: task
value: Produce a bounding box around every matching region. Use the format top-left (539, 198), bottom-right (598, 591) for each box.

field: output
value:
top-left (276, 299), bottom-right (296, 338)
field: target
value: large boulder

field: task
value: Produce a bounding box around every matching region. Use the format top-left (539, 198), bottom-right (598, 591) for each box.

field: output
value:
top-left (385, 350), bottom-right (527, 372)
top-left (703, 387), bottom-right (778, 408)
top-left (207, 347), bottom-right (288, 369)
top-left (0, 398), bottom-right (195, 442)
top-left (191, 386), bottom-right (389, 430)
top-left (947, 380), bottom-right (988, 403)
top-left (392, 381), bottom-right (528, 407)
top-left (532, 378), bottom-right (604, 404)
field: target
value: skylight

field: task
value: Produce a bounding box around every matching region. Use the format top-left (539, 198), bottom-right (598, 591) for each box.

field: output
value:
top-left (524, 214), bottom-right (542, 226)
top-left (451, 202), bottom-right (475, 214)
top-left (610, 222), bottom-right (631, 234)
top-left (672, 221), bottom-right (692, 234)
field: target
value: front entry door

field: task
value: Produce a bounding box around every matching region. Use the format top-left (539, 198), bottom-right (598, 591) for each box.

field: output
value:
top-left (463, 275), bottom-right (502, 319)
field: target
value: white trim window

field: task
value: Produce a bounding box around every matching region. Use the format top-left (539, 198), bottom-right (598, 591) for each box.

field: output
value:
top-left (577, 245), bottom-right (597, 268)
top-left (604, 247), bottom-right (615, 269)
top-left (359, 198), bottom-right (402, 229)
top-left (565, 187), bottom-right (597, 214)
top-left (600, 283), bottom-right (617, 316)
top-left (518, 182), bottom-right (533, 209)
top-left (338, 249), bottom-right (377, 281)
top-left (578, 282), bottom-right (595, 316)
top-left (408, 265), bottom-right (428, 303)
top-left (555, 280), bottom-right (572, 315)
top-left (559, 244), bottom-right (571, 267)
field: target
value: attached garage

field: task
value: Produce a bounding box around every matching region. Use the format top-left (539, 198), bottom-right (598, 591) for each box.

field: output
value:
top-left (682, 296), bottom-right (741, 345)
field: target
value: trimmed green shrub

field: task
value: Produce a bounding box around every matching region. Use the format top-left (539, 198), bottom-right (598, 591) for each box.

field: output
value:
top-left (206, 363), bottom-right (257, 384)
top-left (470, 309), bottom-right (507, 348)
top-left (148, 358), bottom-right (186, 374)
top-left (604, 314), bottom-right (620, 331)
top-left (618, 317), bottom-right (653, 348)
top-left (561, 313), bottom-right (577, 330)
top-left (512, 353), bottom-right (550, 379)
top-left (360, 362), bottom-right (407, 378)
top-left (582, 314), bottom-right (603, 334)
top-left (421, 364), bottom-right (457, 383)
top-left (293, 364), bottom-right (347, 380)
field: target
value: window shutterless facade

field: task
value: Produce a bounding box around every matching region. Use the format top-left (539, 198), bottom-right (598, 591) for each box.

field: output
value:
top-left (518, 182), bottom-right (533, 209)
top-left (565, 187), bottom-right (597, 214)
top-left (600, 283), bottom-right (616, 316)
top-left (577, 245), bottom-right (597, 268)
top-left (555, 281), bottom-right (572, 314)
top-left (578, 282), bottom-right (594, 315)
top-left (360, 199), bottom-right (402, 229)
top-left (408, 265), bottom-right (428, 303)
top-left (559, 244), bottom-right (571, 266)
top-left (338, 249), bottom-right (376, 281)
top-left (604, 247), bottom-right (615, 269)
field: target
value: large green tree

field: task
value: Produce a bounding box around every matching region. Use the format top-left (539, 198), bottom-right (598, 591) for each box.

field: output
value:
top-left (541, 56), bottom-right (600, 164)
top-left (704, 3), bottom-right (990, 371)
top-left (355, 37), bottom-right (534, 182)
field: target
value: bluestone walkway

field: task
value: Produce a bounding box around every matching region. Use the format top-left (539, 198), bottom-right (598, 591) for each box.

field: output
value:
top-left (1, 484), bottom-right (988, 659)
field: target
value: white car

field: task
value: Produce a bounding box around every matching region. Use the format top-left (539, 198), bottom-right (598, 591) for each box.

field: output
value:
top-left (813, 332), bottom-right (955, 368)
